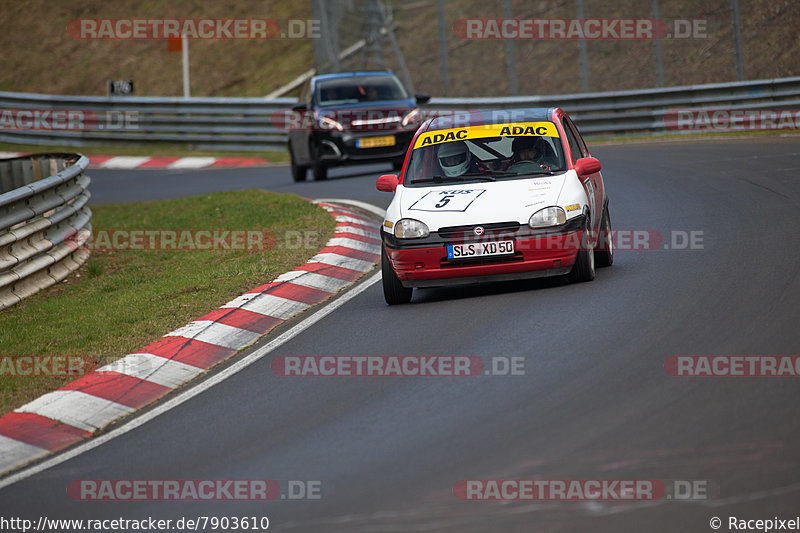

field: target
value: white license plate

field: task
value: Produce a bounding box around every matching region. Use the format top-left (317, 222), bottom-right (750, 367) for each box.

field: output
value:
top-left (446, 240), bottom-right (515, 260)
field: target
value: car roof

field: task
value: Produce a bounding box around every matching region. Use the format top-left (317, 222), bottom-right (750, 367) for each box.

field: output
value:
top-left (313, 71), bottom-right (399, 82)
top-left (423, 108), bottom-right (559, 132)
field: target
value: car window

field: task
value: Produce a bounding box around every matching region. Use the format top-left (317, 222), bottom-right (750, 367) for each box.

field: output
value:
top-left (561, 120), bottom-right (583, 164)
top-left (316, 75), bottom-right (409, 106)
top-left (404, 124), bottom-right (567, 187)
top-left (564, 116), bottom-right (589, 158)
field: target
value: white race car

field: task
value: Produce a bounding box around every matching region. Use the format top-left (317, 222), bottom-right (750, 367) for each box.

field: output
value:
top-left (376, 107), bottom-right (612, 305)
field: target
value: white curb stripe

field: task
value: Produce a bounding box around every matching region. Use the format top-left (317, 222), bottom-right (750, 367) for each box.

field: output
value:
top-left (97, 353), bottom-right (206, 389)
top-left (326, 237), bottom-right (381, 253)
top-left (164, 321), bottom-right (261, 350)
top-left (334, 215), bottom-right (374, 225)
top-left (309, 252), bottom-right (375, 272)
top-left (15, 391), bottom-right (135, 433)
top-left (98, 156), bottom-right (152, 169)
top-left (221, 293), bottom-right (310, 320)
top-left (167, 157), bottom-right (217, 169)
top-left (0, 436), bottom-right (48, 472)
top-left (273, 270), bottom-right (351, 292)
top-left (334, 226), bottom-right (379, 238)
top-left (0, 152), bottom-right (23, 159)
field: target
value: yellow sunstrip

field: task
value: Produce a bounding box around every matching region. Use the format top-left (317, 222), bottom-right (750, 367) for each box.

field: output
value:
top-left (414, 121), bottom-right (559, 149)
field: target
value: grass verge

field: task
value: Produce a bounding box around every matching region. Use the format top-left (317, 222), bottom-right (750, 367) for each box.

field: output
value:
top-left (0, 189), bottom-right (336, 416)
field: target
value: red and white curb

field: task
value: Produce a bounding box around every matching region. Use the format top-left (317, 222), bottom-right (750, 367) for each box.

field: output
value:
top-left (0, 153), bottom-right (268, 169)
top-left (0, 200), bottom-right (381, 476)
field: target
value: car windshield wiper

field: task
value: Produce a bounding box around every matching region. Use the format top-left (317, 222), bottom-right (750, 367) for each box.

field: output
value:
top-left (517, 170), bottom-right (561, 176)
top-left (409, 175), bottom-right (464, 184)
top-left (459, 173), bottom-right (496, 181)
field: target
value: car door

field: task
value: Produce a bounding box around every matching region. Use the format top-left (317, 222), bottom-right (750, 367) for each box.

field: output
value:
top-left (289, 79), bottom-right (312, 164)
top-left (565, 115), bottom-right (604, 219)
top-left (562, 116), bottom-right (598, 232)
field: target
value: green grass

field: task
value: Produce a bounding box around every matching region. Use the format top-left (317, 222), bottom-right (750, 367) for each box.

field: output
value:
top-left (0, 141), bottom-right (290, 163)
top-left (0, 190), bottom-right (336, 415)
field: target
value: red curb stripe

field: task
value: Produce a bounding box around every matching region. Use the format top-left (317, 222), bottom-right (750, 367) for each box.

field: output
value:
top-left (293, 262), bottom-right (365, 282)
top-left (87, 155), bottom-right (114, 166)
top-left (318, 245), bottom-right (380, 263)
top-left (138, 157), bottom-right (180, 168)
top-left (246, 282), bottom-right (333, 305)
top-left (143, 337), bottom-right (236, 369)
top-left (211, 157), bottom-right (268, 167)
top-left (0, 413), bottom-right (90, 451)
top-left (60, 371), bottom-right (171, 409)
top-left (329, 210), bottom-right (373, 221)
top-left (333, 231), bottom-right (382, 245)
top-left (198, 308), bottom-right (284, 334)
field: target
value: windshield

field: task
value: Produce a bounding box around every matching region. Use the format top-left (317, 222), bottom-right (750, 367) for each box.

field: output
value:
top-left (403, 122), bottom-right (566, 186)
top-left (316, 75), bottom-right (410, 107)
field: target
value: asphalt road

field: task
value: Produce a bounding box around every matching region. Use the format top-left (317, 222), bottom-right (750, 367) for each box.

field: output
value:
top-left (2, 137), bottom-right (799, 532)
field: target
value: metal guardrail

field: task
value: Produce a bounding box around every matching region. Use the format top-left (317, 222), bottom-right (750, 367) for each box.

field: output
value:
top-left (0, 153), bottom-right (91, 310)
top-left (0, 76), bottom-right (799, 151)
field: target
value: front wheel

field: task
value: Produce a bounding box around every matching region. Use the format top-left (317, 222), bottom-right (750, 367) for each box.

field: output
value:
top-left (382, 245), bottom-right (412, 305)
top-left (568, 221), bottom-right (596, 283)
top-left (289, 144), bottom-right (307, 182)
top-left (310, 143), bottom-right (327, 181)
top-left (595, 205), bottom-right (613, 267)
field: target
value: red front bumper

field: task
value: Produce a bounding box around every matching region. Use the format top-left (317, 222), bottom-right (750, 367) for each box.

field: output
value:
top-left (385, 231), bottom-right (583, 288)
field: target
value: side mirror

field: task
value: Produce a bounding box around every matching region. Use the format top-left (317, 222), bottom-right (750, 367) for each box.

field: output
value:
top-left (291, 102), bottom-right (308, 112)
top-left (415, 92), bottom-right (431, 105)
top-left (574, 157), bottom-right (601, 176)
top-left (376, 174), bottom-right (399, 192)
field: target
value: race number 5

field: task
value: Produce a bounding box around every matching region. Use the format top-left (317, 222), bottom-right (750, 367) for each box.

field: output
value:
top-left (435, 195), bottom-right (454, 208)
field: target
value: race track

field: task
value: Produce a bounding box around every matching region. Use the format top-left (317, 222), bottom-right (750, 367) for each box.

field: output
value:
top-left (2, 137), bottom-right (799, 532)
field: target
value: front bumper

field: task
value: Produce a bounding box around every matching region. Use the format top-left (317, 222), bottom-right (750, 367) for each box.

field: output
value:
top-left (383, 216), bottom-right (586, 288)
top-left (315, 129), bottom-right (415, 164)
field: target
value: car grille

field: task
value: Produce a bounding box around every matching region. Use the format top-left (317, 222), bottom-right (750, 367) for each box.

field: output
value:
top-left (437, 221), bottom-right (521, 240)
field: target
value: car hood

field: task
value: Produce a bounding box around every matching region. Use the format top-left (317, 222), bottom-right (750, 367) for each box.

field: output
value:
top-left (397, 174), bottom-right (568, 231)
top-left (316, 99), bottom-right (416, 130)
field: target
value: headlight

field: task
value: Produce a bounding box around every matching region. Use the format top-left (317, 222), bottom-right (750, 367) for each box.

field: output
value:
top-left (401, 108), bottom-right (422, 127)
top-left (317, 115), bottom-right (344, 131)
top-left (529, 206), bottom-right (567, 229)
top-left (394, 218), bottom-right (429, 239)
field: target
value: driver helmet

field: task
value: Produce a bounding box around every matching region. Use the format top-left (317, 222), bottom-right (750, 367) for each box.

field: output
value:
top-left (512, 136), bottom-right (548, 161)
top-left (438, 141), bottom-right (471, 177)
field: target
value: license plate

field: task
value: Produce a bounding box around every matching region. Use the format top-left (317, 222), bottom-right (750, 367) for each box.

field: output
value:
top-left (357, 135), bottom-right (395, 148)
top-left (447, 240), bottom-right (515, 260)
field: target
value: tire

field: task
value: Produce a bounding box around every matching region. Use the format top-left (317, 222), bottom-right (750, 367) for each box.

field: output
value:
top-left (310, 142), bottom-right (327, 181)
top-left (595, 204), bottom-right (614, 267)
top-left (568, 219), bottom-right (596, 283)
top-left (382, 245), bottom-right (412, 305)
top-left (289, 144), bottom-right (307, 182)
